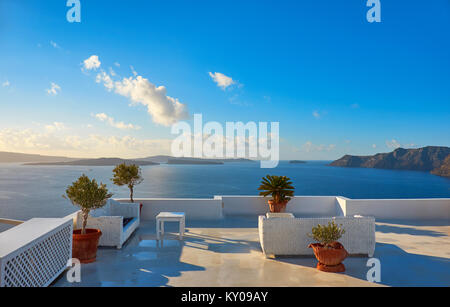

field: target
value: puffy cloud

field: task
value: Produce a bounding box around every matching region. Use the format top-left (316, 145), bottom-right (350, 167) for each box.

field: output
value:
top-left (109, 67), bottom-right (117, 77)
top-left (86, 57), bottom-right (189, 126)
top-left (94, 113), bottom-right (141, 130)
top-left (302, 141), bottom-right (336, 152)
top-left (372, 144), bottom-right (377, 149)
top-left (96, 72), bottom-right (189, 126)
top-left (386, 139), bottom-right (401, 149)
top-left (83, 55), bottom-right (101, 70)
top-left (209, 72), bottom-right (236, 90)
top-left (96, 71), bottom-right (114, 90)
top-left (312, 111), bottom-right (321, 119)
top-left (46, 82), bottom-right (61, 96)
top-left (0, 127), bottom-right (172, 158)
top-left (45, 122), bottom-right (66, 133)
top-left (386, 139), bottom-right (417, 149)
top-left (2, 80), bottom-right (10, 87)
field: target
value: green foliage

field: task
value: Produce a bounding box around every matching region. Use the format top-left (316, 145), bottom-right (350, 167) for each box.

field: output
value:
top-left (258, 175), bottom-right (295, 204)
top-left (112, 163), bottom-right (143, 203)
top-left (309, 221), bottom-right (346, 246)
top-left (64, 174), bottom-right (112, 234)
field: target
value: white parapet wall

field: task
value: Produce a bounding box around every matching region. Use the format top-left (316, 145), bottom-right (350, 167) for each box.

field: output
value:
top-left (343, 198), bottom-right (450, 220)
top-left (219, 195), bottom-right (339, 217)
top-left (113, 196), bottom-right (450, 221)
top-left (115, 198), bottom-right (223, 220)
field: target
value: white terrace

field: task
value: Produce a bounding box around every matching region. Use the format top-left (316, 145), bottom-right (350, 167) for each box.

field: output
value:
top-left (1, 196), bottom-right (449, 287)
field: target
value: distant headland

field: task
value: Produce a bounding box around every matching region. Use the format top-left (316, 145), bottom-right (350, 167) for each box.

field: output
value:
top-left (329, 146), bottom-right (450, 178)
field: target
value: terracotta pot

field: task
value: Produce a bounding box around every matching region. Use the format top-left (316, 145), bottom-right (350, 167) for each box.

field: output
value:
top-left (72, 229), bottom-right (102, 264)
top-left (268, 200), bottom-right (288, 213)
top-left (308, 242), bottom-right (348, 273)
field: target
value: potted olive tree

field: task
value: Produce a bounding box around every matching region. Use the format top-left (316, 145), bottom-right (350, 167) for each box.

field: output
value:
top-left (64, 175), bottom-right (112, 263)
top-left (258, 175), bottom-right (295, 212)
top-left (308, 221), bottom-right (348, 273)
top-left (112, 163), bottom-right (143, 203)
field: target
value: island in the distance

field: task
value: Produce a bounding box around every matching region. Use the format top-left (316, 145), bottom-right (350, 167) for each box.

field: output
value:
top-left (289, 160), bottom-right (307, 164)
top-left (0, 151), bottom-right (255, 166)
top-left (24, 158), bottom-right (159, 166)
top-left (140, 155), bottom-right (254, 164)
top-left (329, 146), bottom-right (450, 178)
top-left (168, 159), bottom-right (223, 165)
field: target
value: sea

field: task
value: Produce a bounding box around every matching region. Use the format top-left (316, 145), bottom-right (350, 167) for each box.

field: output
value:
top-left (0, 161), bottom-right (449, 221)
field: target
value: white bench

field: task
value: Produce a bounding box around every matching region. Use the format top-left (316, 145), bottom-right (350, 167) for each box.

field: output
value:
top-left (259, 215), bottom-right (376, 257)
top-left (156, 212), bottom-right (185, 241)
top-left (71, 199), bottom-right (140, 249)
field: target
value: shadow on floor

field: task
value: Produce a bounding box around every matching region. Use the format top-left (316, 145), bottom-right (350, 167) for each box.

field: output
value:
top-left (376, 219), bottom-right (450, 227)
top-left (55, 228), bottom-right (206, 287)
top-left (376, 224), bottom-right (447, 237)
top-left (272, 243), bottom-right (450, 287)
top-left (185, 232), bottom-right (262, 254)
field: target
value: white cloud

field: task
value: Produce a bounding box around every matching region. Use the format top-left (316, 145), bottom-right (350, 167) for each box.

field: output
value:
top-left (83, 55), bottom-right (101, 70)
top-left (46, 82), bottom-right (61, 96)
top-left (94, 70), bottom-right (189, 126)
top-left (85, 57), bottom-right (189, 126)
top-left (45, 122), bottom-right (66, 133)
top-left (312, 111), bottom-right (321, 119)
top-left (96, 71), bottom-right (114, 90)
top-left (50, 41), bottom-right (60, 49)
top-left (386, 139), bottom-right (401, 149)
top-left (0, 128), bottom-right (172, 158)
top-left (115, 76), bottom-right (189, 126)
top-left (385, 139), bottom-right (418, 150)
top-left (114, 62), bottom-right (120, 67)
top-left (130, 66), bottom-right (138, 76)
top-left (209, 72), bottom-right (236, 90)
top-left (2, 80), bottom-right (10, 87)
top-left (372, 144), bottom-right (377, 149)
top-left (94, 113), bottom-right (141, 130)
top-left (302, 141), bottom-right (336, 152)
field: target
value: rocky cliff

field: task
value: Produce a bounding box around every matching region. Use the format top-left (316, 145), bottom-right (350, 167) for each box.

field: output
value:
top-left (330, 146), bottom-right (450, 177)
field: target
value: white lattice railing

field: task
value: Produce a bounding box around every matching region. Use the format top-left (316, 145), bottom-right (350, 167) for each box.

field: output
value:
top-left (0, 218), bottom-right (73, 287)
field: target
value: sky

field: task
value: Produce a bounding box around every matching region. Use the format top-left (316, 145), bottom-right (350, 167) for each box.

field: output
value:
top-left (0, 0), bottom-right (449, 160)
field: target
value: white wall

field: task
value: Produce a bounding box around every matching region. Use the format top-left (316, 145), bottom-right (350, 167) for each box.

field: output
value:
top-left (116, 198), bottom-right (223, 220)
top-left (220, 196), bottom-right (339, 217)
top-left (336, 196), bottom-right (349, 216)
top-left (114, 196), bottom-right (450, 221)
top-left (344, 198), bottom-right (450, 220)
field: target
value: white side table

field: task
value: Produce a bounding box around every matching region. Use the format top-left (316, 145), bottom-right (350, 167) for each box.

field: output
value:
top-left (156, 212), bottom-right (185, 241)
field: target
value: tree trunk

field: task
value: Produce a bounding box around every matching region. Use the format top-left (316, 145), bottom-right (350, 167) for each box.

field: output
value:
top-left (129, 186), bottom-right (134, 203)
top-left (81, 209), bottom-right (89, 235)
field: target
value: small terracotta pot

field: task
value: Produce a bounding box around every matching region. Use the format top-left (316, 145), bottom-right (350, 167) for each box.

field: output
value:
top-left (268, 200), bottom-right (288, 213)
top-left (308, 242), bottom-right (348, 273)
top-left (72, 229), bottom-right (102, 264)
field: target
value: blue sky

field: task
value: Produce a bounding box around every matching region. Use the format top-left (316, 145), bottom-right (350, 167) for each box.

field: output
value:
top-left (0, 0), bottom-right (449, 160)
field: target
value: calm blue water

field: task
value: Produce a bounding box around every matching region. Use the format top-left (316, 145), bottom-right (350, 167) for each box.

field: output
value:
top-left (0, 161), bottom-right (449, 221)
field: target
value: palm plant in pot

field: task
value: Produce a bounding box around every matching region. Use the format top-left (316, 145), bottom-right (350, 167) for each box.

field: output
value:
top-left (258, 175), bottom-right (295, 213)
top-left (308, 221), bottom-right (348, 273)
top-left (64, 175), bottom-right (112, 263)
